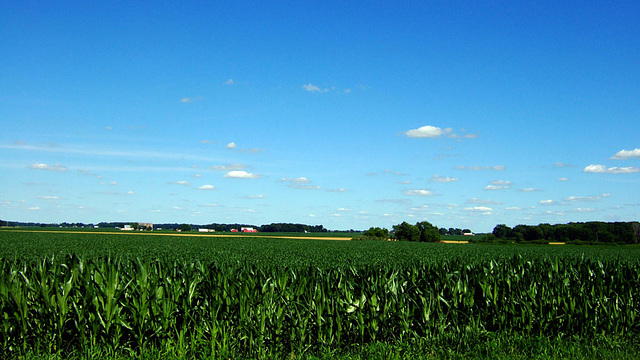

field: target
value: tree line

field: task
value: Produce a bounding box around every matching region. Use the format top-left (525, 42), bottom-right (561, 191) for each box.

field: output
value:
top-left (487, 221), bottom-right (640, 244)
top-left (356, 221), bottom-right (442, 242)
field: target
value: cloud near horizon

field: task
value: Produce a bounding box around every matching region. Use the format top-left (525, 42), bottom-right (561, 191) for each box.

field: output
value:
top-left (404, 189), bottom-right (435, 196)
top-left (610, 148), bottom-right (640, 159)
top-left (28, 163), bottom-right (68, 172)
top-left (583, 164), bottom-right (640, 174)
top-left (223, 170), bottom-right (260, 179)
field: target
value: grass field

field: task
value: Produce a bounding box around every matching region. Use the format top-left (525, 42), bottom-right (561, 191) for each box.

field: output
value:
top-left (0, 228), bottom-right (639, 359)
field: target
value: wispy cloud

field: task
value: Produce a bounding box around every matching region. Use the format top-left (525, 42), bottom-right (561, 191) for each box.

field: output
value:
top-left (280, 177), bottom-right (310, 184)
top-left (303, 83), bottom-right (327, 93)
top-left (565, 195), bottom-right (606, 202)
top-left (558, 177), bottom-right (569, 181)
top-left (538, 200), bottom-right (557, 205)
top-left (224, 79), bottom-right (234, 85)
top-left (169, 180), bottom-right (191, 186)
top-left (483, 180), bottom-right (512, 190)
top-left (28, 163), bottom-right (68, 172)
top-left (611, 148), bottom-right (640, 159)
top-left (405, 125), bottom-right (451, 138)
top-left (223, 170), bottom-right (260, 179)
top-left (583, 164), bottom-right (640, 174)
top-left (181, 96), bottom-right (203, 103)
top-left (464, 206), bottom-right (493, 215)
top-left (404, 125), bottom-right (477, 139)
top-left (466, 198), bottom-right (502, 205)
top-left (520, 188), bottom-right (541, 192)
top-left (455, 165), bottom-right (506, 171)
top-left (431, 175), bottom-right (458, 182)
top-left (404, 189), bottom-right (435, 196)
top-left (210, 163), bottom-right (246, 171)
top-left (197, 185), bottom-right (216, 190)
top-left (553, 162), bottom-right (574, 168)
top-left (225, 142), bottom-right (237, 149)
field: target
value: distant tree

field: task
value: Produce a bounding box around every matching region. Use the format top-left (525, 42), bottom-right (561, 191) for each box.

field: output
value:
top-left (416, 221), bottom-right (441, 242)
top-left (439, 227), bottom-right (448, 235)
top-left (462, 229), bottom-right (471, 234)
top-left (493, 224), bottom-right (513, 240)
top-left (178, 224), bottom-right (192, 232)
top-left (360, 227), bottom-right (389, 240)
top-left (393, 222), bottom-right (420, 242)
top-left (130, 222), bottom-right (140, 231)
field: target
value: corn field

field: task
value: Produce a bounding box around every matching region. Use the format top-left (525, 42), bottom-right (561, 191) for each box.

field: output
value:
top-left (1, 250), bottom-right (639, 358)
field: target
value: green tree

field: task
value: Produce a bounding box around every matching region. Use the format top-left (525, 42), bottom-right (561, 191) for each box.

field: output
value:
top-left (393, 222), bottom-right (420, 242)
top-left (416, 221), bottom-right (441, 242)
top-left (362, 227), bottom-right (389, 240)
top-left (178, 224), bottom-right (192, 232)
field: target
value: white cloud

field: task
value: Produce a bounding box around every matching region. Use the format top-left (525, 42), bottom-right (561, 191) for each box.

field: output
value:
top-left (558, 177), bottom-right (569, 181)
top-left (337, 207), bottom-right (350, 212)
top-left (170, 180), bottom-right (191, 186)
top-left (326, 187), bottom-right (349, 192)
top-left (611, 148), bottom-right (640, 159)
top-left (291, 184), bottom-right (321, 190)
top-left (201, 140), bottom-right (215, 144)
top-left (280, 177), bottom-right (310, 184)
top-left (39, 196), bottom-right (59, 200)
top-left (225, 142), bottom-right (237, 149)
top-left (484, 181), bottom-right (512, 190)
top-left (572, 208), bottom-right (597, 213)
top-left (303, 83), bottom-right (326, 93)
top-left (247, 194), bottom-right (266, 199)
top-left (210, 163), bottom-right (246, 171)
top-left (431, 175), bottom-right (458, 182)
top-left (455, 165), bottom-right (506, 171)
top-left (404, 189), bottom-right (435, 196)
top-left (466, 198), bottom-right (501, 205)
top-left (538, 200), bottom-right (556, 205)
top-left (28, 163), bottom-right (68, 172)
top-left (405, 125), bottom-right (451, 138)
top-left (583, 164), bottom-right (640, 174)
top-left (225, 79), bottom-right (234, 85)
top-left (520, 188), bottom-right (540, 192)
top-left (464, 206), bottom-right (493, 215)
top-left (223, 170), bottom-right (260, 179)
top-left (565, 195), bottom-right (601, 202)
top-left (126, 191), bottom-right (135, 194)
top-left (28, 207), bottom-right (41, 210)
top-left (198, 185), bottom-right (216, 190)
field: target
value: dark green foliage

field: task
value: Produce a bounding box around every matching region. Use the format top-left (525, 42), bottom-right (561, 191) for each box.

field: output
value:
top-left (415, 221), bottom-right (441, 242)
top-left (357, 227), bottom-right (389, 241)
top-left (392, 222), bottom-right (420, 242)
top-left (492, 222), bottom-right (640, 244)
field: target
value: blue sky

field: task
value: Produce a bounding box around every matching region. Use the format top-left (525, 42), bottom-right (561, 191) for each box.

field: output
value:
top-left (1, 1), bottom-right (639, 232)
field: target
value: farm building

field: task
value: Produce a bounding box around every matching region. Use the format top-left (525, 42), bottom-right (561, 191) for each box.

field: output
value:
top-left (241, 227), bottom-right (258, 233)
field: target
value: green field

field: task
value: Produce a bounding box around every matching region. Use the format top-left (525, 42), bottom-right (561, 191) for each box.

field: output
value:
top-left (0, 229), bottom-right (639, 359)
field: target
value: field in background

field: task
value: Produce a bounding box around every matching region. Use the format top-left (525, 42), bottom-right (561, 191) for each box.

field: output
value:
top-left (0, 228), bottom-right (639, 359)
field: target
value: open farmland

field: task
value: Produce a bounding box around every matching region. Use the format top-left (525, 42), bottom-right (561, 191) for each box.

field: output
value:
top-left (1, 229), bottom-right (639, 359)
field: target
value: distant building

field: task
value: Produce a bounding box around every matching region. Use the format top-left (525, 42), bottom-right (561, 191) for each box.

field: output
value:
top-left (463, 232), bottom-right (475, 236)
top-left (230, 229), bottom-right (239, 232)
top-left (241, 227), bottom-right (258, 233)
top-left (140, 223), bottom-right (154, 231)
top-left (198, 229), bottom-right (215, 233)
top-left (122, 225), bottom-right (133, 231)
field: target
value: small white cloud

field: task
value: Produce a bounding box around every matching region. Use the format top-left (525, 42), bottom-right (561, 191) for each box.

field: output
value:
top-left (28, 163), bottom-right (68, 172)
top-left (210, 163), bottom-right (246, 171)
top-left (573, 208), bottom-right (597, 213)
top-left (170, 180), bottom-right (191, 186)
top-left (538, 200), bottom-right (556, 205)
top-left (404, 189), bottom-right (435, 196)
top-left (39, 196), bottom-right (59, 200)
top-left (455, 165), bottom-right (506, 171)
top-left (105, 126), bottom-right (113, 130)
top-left (225, 142), bottom-right (237, 149)
top-left (201, 140), bottom-right (215, 144)
top-left (181, 97), bottom-right (194, 103)
top-left (198, 185), bottom-right (216, 190)
top-left (326, 187), bottom-right (349, 192)
top-left (565, 195), bottom-right (600, 202)
top-left (193, 174), bottom-right (202, 178)
top-left (309, 214), bottom-right (317, 217)
top-left (280, 177), bottom-right (310, 184)
top-left (405, 125), bottom-right (450, 138)
top-left (247, 194), bottom-right (266, 199)
top-left (558, 177), bottom-right (569, 181)
top-left (28, 207), bottom-right (41, 210)
top-left (611, 148), bottom-right (640, 159)
top-left (466, 198), bottom-right (501, 205)
top-left (110, 181), bottom-right (118, 186)
top-left (520, 188), bottom-right (540, 192)
top-left (126, 191), bottom-right (135, 195)
top-left (464, 206), bottom-right (493, 215)
top-left (303, 83), bottom-right (326, 93)
top-left (223, 170), bottom-right (260, 179)
top-left (337, 207), bottom-right (350, 212)
top-left (225, 79), bottom-right (234, 85)
top-left (583, 164), bottom-right (640, 174)
top-left (431, 175), bottom-right (458, 182)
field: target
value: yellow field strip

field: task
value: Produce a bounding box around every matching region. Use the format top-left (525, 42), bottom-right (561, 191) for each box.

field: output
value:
top-left (2, 229), bottom-right (351, 241)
